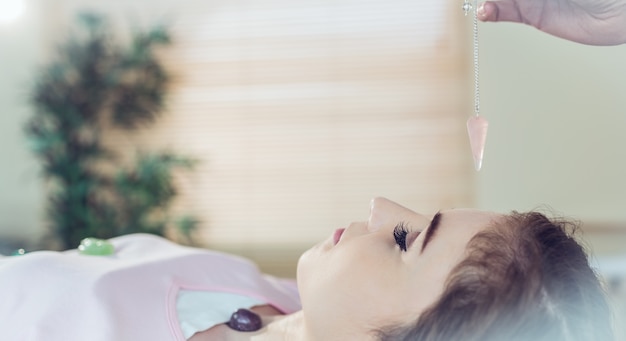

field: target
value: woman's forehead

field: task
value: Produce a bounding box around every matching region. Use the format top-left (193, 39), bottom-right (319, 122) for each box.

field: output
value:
top-left (436, 209), bottom-right (503, 231)
top-left (439, 208), bottom-right (501, 218)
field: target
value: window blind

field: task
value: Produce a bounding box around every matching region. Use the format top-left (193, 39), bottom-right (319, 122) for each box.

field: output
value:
top-left (48, 0), bottom-right (473, 249)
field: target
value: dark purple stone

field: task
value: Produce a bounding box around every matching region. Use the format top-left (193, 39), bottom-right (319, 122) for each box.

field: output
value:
top-left (227, 308), bottom-right (262, 332)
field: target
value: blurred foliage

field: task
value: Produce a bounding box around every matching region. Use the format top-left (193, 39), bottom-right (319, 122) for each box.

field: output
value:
top-left (25, 12), bottom-right (199, 250)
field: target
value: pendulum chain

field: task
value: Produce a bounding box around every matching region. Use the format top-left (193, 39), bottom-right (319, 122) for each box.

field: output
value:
top-left (471, 0), bottom-right (480, 116)
top-left (464, 0), bottom-right (489, 171)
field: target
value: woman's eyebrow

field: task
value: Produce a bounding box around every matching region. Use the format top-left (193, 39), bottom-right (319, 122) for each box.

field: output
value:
top-left (420, 212), bottom-right (442, 254)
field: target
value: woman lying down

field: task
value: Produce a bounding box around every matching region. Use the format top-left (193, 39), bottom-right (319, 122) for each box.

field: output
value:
top-left (0, 197), bottom-right (613, 341)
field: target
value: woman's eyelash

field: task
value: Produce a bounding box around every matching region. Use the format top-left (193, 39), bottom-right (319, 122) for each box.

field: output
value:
top-left (393, 222), bottom-right (410, 252)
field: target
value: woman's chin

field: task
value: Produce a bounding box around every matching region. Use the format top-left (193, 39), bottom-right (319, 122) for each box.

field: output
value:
top-left (296, 241), bottom-right (326, 285)
top-left (296, 228), bottom-right (344, 289)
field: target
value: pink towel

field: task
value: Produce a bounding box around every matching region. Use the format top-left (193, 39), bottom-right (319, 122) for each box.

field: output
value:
top-left (0, 234), bottom-right (301, 341)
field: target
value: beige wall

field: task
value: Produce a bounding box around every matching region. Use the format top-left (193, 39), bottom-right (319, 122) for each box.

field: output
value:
top-left (1, 2), bottom-right (626, 251)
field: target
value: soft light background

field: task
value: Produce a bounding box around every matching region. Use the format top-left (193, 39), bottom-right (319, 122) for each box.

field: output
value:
top-left (1, 1), bottom-right (626, 335)
top-left (0, 0), bottom-right (473, 252)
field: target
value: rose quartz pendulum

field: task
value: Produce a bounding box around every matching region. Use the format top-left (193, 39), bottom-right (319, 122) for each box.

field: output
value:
top-left (467, 115), bottom-right (488, 171)
top-left (463, 0), bottom-right (488, 171)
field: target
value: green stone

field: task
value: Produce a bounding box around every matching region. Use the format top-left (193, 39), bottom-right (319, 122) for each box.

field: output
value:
top-left (11, 249), bottom-right (26, 256)
top-left (78, 238), bottom-right (115, 256)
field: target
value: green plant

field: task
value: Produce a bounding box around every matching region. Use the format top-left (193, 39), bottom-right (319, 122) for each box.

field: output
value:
top-left (112, 152), bottom-right (198, 240)
top-left (25, 12), bottom-right (198, 250)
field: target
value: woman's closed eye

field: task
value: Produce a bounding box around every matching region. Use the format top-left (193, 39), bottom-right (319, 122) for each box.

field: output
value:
top-left (393, 222), bottom-right (419, 252)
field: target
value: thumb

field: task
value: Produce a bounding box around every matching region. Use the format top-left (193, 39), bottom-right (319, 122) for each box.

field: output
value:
top-left (478, 1), bottom-right (523, 23)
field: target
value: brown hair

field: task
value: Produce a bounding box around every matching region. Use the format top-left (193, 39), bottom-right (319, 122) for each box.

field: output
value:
top-left (376, 211), bottom-right (614, 341)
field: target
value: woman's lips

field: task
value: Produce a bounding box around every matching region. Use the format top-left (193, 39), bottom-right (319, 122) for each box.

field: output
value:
top-left (333, 228), bottom-right (345, 245)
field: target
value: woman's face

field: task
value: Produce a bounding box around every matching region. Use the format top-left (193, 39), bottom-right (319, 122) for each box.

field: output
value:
top-left (296, 197), bottom-right (502, 340)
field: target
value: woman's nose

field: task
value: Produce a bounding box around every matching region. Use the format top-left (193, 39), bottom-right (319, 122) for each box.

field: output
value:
top-left (368, 197), bottom-right (422, 232)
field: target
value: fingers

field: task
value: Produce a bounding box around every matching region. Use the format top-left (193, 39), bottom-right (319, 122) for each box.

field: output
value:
top-left (478, 1), bottom-right (523, 23)
top-left (476, 1), bottom-right (497, 21)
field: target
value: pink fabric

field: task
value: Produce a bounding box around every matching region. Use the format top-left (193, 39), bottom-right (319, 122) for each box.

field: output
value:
top-left (0, 234), bottom-right (301, 341)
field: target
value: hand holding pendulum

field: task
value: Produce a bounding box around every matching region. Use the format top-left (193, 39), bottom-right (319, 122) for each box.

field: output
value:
top-left (463, 0), bottom-right (488, 171)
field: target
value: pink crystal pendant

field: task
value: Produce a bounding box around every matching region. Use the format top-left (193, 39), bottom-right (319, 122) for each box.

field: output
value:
top-left (466, 115), bottom-right (488, 171)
